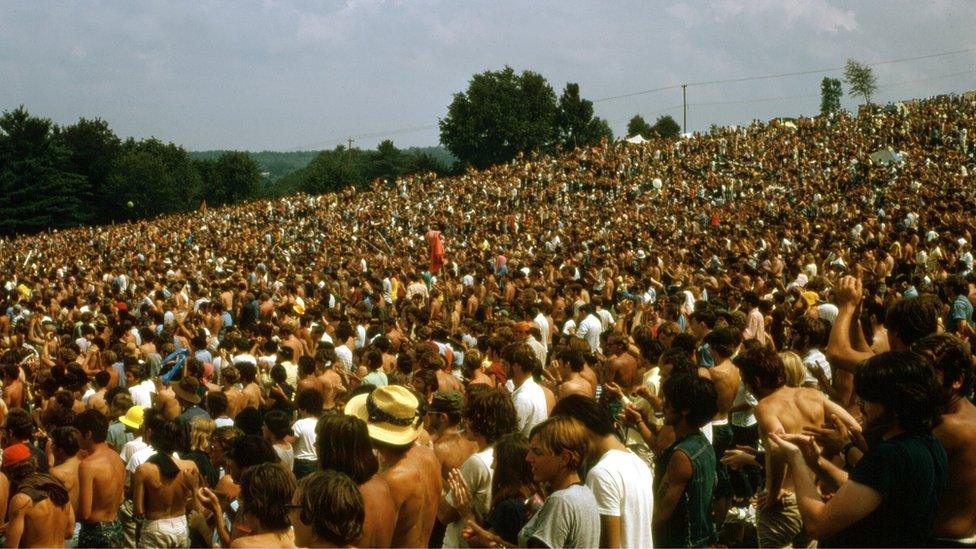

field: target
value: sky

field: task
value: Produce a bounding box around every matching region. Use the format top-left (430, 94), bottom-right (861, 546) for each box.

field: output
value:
top-left (2, 0), bottom-right (975, 152)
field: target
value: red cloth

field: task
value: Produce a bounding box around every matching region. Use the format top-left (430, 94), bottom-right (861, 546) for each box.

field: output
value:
top-left (426, 230), bottom-right (445, 273)
top-left (3, 443), bottom-right (31, 467)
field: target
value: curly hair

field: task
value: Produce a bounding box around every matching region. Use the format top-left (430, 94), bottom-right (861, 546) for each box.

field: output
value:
top-left (912, 333), bottom-right (974, 400)
top-left (733, 346), bottom-right (787, 392)
top-left (296, 470), bottom-right (364, 546)
top-left (462, 387), bottom-right (518, 444)
top-left (240, 462), bottom-right (297, 532)
top-left (856, 351), bottom-right (943, 434)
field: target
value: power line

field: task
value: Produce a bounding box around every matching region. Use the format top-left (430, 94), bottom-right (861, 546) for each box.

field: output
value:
top-left (296, 46), bottom-right (976, 149)
top-left (593, 46), bottom-right (976, 102)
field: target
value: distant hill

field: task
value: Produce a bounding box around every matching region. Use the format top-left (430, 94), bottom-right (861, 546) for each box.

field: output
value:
top-left (189, 146), bottom-right (457, 184)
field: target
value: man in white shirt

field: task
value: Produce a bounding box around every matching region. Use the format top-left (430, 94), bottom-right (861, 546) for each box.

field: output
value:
top-left (125, 361), bottom-right (155, 409)
top-left (553, 395), bottom-right (654, 548)
top-left (333, 322), bottom-right (356, 372)
top-left (575, 303), bottom-right (604, 354)
top-left (532, 305), bottom-right (551, 351)
top-left (505, 344), bottom-right (548, 438)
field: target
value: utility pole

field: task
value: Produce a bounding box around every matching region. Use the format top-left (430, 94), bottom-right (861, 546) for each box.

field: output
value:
top-left (682, 84), bottom-right (687, 134)
top-left (347, 137), bottom-right (354, 150)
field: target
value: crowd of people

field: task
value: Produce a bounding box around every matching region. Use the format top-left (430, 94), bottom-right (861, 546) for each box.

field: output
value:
top-left (0, 91), bottom-right (974, 548)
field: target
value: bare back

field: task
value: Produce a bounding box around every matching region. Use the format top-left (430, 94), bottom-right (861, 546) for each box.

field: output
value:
top-left (134, 458), bottom-right (200, 520)
top-left (700, 362), bottom-right (741, 420)
top-left (79, 445), bottom-right (125, 523)
top-left (10, 494), bottom-right (74, 548)
top-left (381, 444), bottom-right (442, 547)
top-left (50, 456), bottom-right (81, 514)
top-left (933, 402), bottom-right (976, 539)
top-left (356, 475), bottom-right (397, 548)
top-left (609, 353), bottom-right (641, 393)
top-left (223, 387), bottom-right (245, 418)
top-left (433, 432), bottom-right (478, 479)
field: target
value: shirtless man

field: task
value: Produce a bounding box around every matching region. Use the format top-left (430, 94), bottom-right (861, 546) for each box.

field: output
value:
top-left (347, 385), bottom-right (441, 547)
top-left (426, 351), bottom-right (462, 394)
top-left (154, 379), bottom-right (182, 420)
top-left (912, 334), bottom-right (976, 544)
top-left (696, 327), bottom-right (742, 528)
top-left (438, 388), bottom-right (517, 548)
top-left (427, 391), bottom-right (477, 479)
top-left (237, 362), bottom-right (263, 411)
top-left (555, 349), bottom-right (595, 400)
top-left (86, 371), bottom-right (111, 417)
top-left (220, 365), bottom-right (245, 418)
top-left (76, 409), bottom-right (126, 548)
top-left (134, 419), bottom-right (201, 547)
top-left (49, 426), bottom-right (82, 543)
top-left (296, 356), bottom-right (325, 400)
top-left (606, 333), bottom-right (641, 393)
top-left (733, 347), bottom-right (860, 548)
top-left (2, 443), bottom-right (75, 548)
top-left (315, 347), bottom-right (343, 412)
top-left (3, 363), bottom-right (24, 410)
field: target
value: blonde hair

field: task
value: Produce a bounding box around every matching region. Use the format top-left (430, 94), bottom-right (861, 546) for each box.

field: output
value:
top-left (779, 351), bottom-right (805, 388)
top-left (190, 417), bottom-right (216, 452)
top-left (528, 416), bottom-right (590, 470)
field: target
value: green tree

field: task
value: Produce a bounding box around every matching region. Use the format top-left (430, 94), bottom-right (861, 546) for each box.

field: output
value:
top-left (207, 151), bottom-right (261, 205)
top-left (367, 139), bottom-right (407, 183)
top-left (652, 115), bottom-right (681, 139)
top-left (440, 66), bottom-right (559, 169)
top-left (0, 107), bottom-right (88, 235)
top-left (104, 138), bottom-right (202, 219)
top-left (58, 117), bottom-right (121, 222)
top-left (820, 77), bottom-right (843, 115)
top-left (556, 83), bottom-right (613, 149)
top-left (844, 59), bottom-right (878, 105)
top-left (300, 146), bottom-right (364, 195)
top-left (404, 151), bottom-right (448, 175)
top-left (627, 115), bottom-right (655, 139)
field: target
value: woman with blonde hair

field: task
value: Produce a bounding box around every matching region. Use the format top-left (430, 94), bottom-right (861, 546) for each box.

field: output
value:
top-left (185, 417), bottom-right (218, 488)
top-left (778, 351), bottom-right (806, 388)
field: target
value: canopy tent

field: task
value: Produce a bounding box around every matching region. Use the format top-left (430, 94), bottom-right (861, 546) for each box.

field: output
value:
top-left (625, 134), bottom-right (649, 144)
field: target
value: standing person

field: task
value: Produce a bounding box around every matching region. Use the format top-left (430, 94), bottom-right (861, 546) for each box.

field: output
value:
top-left (316, 414), bottom-right (396, 548)
top-left (49, 426), bottom-right (82, 546)
top-left (199, 462), bottom-right (297, 548)
top-left (427, 226), bottom-right (446, 274)
top-left (653, 372), bottom-right (719, 548)
top-left (290, 470), bottom-right (365, 549)
top-left (552, 395), bottom-right (654, 548)
top-left (733, 346), bottom-right (860, 548)
top-left (742, 292), bottom-right (768, 347)
top-left (575, 303), bottom-right (603, 354)
top-left (428, 390), bottom-right (478, 480)
top-left (133, 419), bottom-right (200, 548)
top-left (464, 416), bottom-right (601, 548)
top-left (292, 389), bottom-right (322, 480)
top-left (219, 366), bottom-right (245, 419)
top-left (504, 344), bottom-right (548, 438)
top-left (439, 388), bottom-right (518, 548)
top-left (912, 334), bottom-right (976, 545)
top-left (344, 384), bottom-right (441, 547)
top-left (75, 409), bottom-right (126, 548)
top-left (262, 410), bottom-right (295, 472)
top-left (2, 443), bottom-right (75, 548)
top-left (767, 351), bottom-right (948, 547)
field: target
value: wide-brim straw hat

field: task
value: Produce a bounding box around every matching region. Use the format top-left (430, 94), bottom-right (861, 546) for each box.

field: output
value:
top-left (344, 385), bottom-right (422, 446)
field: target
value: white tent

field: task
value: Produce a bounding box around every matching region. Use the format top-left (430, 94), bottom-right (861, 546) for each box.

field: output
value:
top-left (625, 134), bottom-right (649, 144)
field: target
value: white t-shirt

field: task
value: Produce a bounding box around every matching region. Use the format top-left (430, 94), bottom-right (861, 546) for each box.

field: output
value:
top-left (128, 379), bottom-right (156, 408)
top-left (585, 449), bottom-right (655, 548)
top-left (443, 446), bottom-right (495, 548)
top-left (802, 348), bottom-right (832, 387)
top-left (335, 345), bottom-right (354, 372)
top-left (512, 377), bottom-right (548, 438)
top-left (729, 381), bottom-right (758, 428)
top-left (292, 417), bottom-right (318, 461)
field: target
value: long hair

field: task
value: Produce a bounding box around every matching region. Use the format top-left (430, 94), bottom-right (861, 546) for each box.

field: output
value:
top-left (240, 462), bottom-right (297, 532)
top-left (490, 433), bottom-right (536, 508)
top-left (856, 351), bottom-right (943, 435)
top-left (315, 415), bottom-right (378, 484)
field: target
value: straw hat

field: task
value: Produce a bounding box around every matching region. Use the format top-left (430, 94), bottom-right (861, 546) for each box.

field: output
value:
top-left (344, 385), bottom-right (422, 446)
